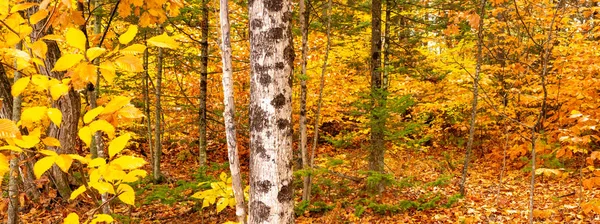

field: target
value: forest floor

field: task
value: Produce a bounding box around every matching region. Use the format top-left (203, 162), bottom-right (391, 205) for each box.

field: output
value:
top-left (9, 142), bottom-right (600, 224)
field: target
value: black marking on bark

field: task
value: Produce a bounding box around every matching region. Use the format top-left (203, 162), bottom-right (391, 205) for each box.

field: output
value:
top-left (254, 136), bottom-right (269, 159)
top-left (255, 180), bottom-right (273, 193)
top-left (251, 19), bottom-right (263, 30)
top-left (267, 27), bottom-right (284, 41)
top-left (277, 183), bottom-right (293, 203)
top-left (251, 201), bottom-right (271, 222)
top-left (250, 104), bottom-right (268, 132)
top-left (283, 11), bottom-right (292, 23)
top-left (275, 62), bottom-right (285, 69)
top-left (259, 73), bottom-right (272, 85)
top-left (284, 45), bottom-right (295, 68)
top-left (264, 0), bottom-right (283, 12)
top-left (277, 118), bottom-right (289, 130)
top-left (271, 93), bottom-right (286, 109)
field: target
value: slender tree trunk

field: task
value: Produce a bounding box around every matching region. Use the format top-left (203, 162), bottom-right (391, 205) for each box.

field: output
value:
top-left (248, 0), bottom-right (295, 222)
top-left (198, 0), bottom-right (209, 167)
top-left (307, 0), bottom-right (332, 203)
top-left (218, 1), bottom-right (246, 222)
top-left (143, 32), bottom-right (154, 166)
top-left (154, 32), bottom-right (164, 183)
top-left (299, 0), bottom-right (310, 202)
top-left (0, 64), bottom-right (11, 119)
top-left (27, 2), bottom-right (79, 199)
top-left (459, 0), bottom-right (485, 196)
top-left (0, 62), bottom-right (40, 203)
top-left (528, 2), bottom-right (560, 223)
top-left (383, 0), bottom-right (390, 91)
top-left (369, 0), bottom-right (385, 193)
top-left (90, 0), bottom-right (110, 214)
top-left (8, 44), bottom-right (22, 224)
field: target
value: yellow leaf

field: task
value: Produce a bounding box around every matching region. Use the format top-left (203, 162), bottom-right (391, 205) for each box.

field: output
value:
top-left (31, 75), bottom-right (50, 90)
top-left (90, 214), bottom-right (113, 224)
top-left (11, 77), bottom-right (30, 97)
top-left (110, 156), bottom-right (146, 170)
top-left (120, 44), bottom-right (146, 55)
top-left (39, 149), bottom-right (58, 156)
top-left (216, 197), bottom-right (228, 213)
top-left (89, 119), bottom-right (115, 138)
top-left (117, 184), bottom-right (135, 205)
top-left (99, 61), bottom-right (116, 83)
top-left (101, 96), bottom-right (130, 115)
top-left (117, 105), bottom-right (144, 119)
top-left (115, 55), bottom-right (144, 73)
top-left (68, 154), bottom-right (87, 164)
top-left (55, 154), bottom-right (73, 172)
top-left (119, 25), bottom-right (138, 45)
top-left (90, 181), bottom-right (115, 195)
top-left (70, 185), bottom-right (86, 200)
top-left (66, 28), bottom-right (87, 52)
top-left (0, 119), bottom-right (19, 139)
top-left (0, 154), bottom-right (8, 179)
top-left (147, 32), bottom-right (180, 49)
top-left (22, 106), bottom-right (47, 123)
top-left (64, 212), bottom-right (80, 224)
top-left (34, 156), bottom-right (56, 179)
top-left (14, 135), bottom-right (40, 148)
top-left (78, 126), bottom-right (92, 147)
top-left (52, 54), bottom-right (84, 72)
top-left (122, 169), bottom-right (147, 183)
top-left (10, 3), bottom-right (37, 13)
top-left (31, 40), bottom-right (48, 59)
top-left (47, 108), bottom-right (62, 127)
top-left (108, 133), bottom-right (130, 158)
top-left (89, 158), bottom-right (106, 168)
top-left (84, 106), bottom-right (105, 123)
top-left (570, 110), bottom-right (582, 118)
top-left (220, 172), bottom-right (227, 182)
top-left (0, 145), bottom-right (23, 152)
top-left (29, 9), bottom-right (48, 25)
top-left (86, 47), bottom-right (106, 61)
top-left (42, 137), bottom-right (61, 147)
top-left (50, 83), bottom-right (69, 100)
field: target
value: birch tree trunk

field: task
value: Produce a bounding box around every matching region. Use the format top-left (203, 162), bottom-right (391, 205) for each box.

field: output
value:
top-left (248, 0), bottom-right (295, 222)
top-left (198, 0), bottom-right (209, 167)
top-left (218, 0), bottom-right (246, 222)
top-left (299, 0), bottom-right (311, 202)
top-left (154, 32), bottom-right (164, 183)
top-left (459, 0), bottom-right (485, 196)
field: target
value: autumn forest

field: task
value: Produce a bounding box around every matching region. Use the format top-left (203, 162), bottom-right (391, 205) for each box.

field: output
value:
top-left (0, 0), bottom-right (599, 223)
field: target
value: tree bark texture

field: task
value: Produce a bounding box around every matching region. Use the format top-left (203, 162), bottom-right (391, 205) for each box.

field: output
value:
top-left (27, 2), bottom-right (79, 199)
top-left (218, 0), bottom-right (247, 222)
top-left (198, 0), bottom-right (209, 166)
top-left (0, 64), bottom-right (12, 119)
top-left (8, 47), bottom-right (22, 224)
top-left (248, 0), bottom-right (295, 222)
top-left (299, 0), bottom-right (310, 202)
top-left (143, 32), bottom-right (154, 166)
